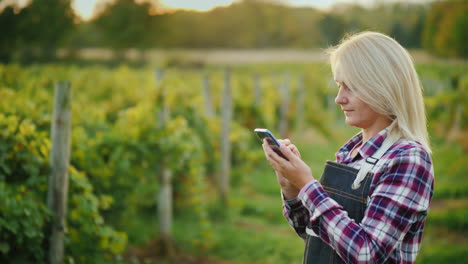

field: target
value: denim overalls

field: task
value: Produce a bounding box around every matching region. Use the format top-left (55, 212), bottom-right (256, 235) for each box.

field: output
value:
top-left (303, 135), bottom-right (399, 264)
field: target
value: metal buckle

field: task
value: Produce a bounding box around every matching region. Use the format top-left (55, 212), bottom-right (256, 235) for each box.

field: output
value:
top-left (365, 156), bottom-right (379, 165)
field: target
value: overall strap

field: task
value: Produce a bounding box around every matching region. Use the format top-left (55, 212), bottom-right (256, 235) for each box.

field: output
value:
top-left (352, 135), bottom-right (400, 189)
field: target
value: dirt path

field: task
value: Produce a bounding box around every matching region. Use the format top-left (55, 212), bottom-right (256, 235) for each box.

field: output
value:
top-left (58, 48), bottom-right (468, 65)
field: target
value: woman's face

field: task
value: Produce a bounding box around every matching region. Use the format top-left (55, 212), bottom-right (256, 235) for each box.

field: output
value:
top-left (334, 81), bottom-right (387, 130)
top-left (333, 62), bottom-right (391, 131)
top-left (335, 81), bottom-right (391, 130)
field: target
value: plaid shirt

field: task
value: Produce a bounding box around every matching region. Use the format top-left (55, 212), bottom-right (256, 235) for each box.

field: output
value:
top-left (283, 127), bottom-right (434, 264)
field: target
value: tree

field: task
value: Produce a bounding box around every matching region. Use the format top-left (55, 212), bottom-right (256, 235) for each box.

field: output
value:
top-left (20, 0), bottom-right (76, 61)
top-left (0, 6), bottom-right (23, 62)
top-left (0, 0), bottom-right (75, 62)
top-left (93, 0), bottom-right (158, 59)
top-left (423, 0), bottom-right (468, 58)
top-left (319, 13), bottom-right (346, 46)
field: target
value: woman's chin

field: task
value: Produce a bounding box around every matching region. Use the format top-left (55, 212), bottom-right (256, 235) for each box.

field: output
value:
top-left (345, 119), bottom-right (363, 128)
top-left (345, 118), bottom-right (356, 127)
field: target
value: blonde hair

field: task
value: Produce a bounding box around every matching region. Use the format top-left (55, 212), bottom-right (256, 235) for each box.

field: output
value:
top-left (328, 31), bottom-right (431, 153)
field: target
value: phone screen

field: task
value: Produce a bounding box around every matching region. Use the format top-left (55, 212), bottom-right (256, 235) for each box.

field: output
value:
top-left (254, 129), bottom-right (280, 146)
top-left (257, 132), bottom-right (280, 146)
top-left (254, 128), bottom-right (288, 160)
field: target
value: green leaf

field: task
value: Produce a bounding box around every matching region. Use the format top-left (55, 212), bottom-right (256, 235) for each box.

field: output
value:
top-left (0, 242), bottom-right (10, 254)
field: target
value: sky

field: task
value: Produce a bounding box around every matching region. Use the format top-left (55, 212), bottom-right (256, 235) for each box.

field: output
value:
top-left (78, 0), bottom-right (431, 20)
top-left (0, 0), bottom-right (430, 21)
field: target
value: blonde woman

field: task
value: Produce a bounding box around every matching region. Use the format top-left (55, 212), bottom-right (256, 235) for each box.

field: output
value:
top-left (262, 31), bottom-right (434, 263)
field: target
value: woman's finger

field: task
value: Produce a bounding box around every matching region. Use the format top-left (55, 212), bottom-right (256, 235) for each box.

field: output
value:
top-left (263, 140), bottom-right (282, 162)
top-left (263, 139), bottom-right (295, 175)
top-left (278, 139), bottom-right (291, 146)
top-left (278, 144), bottom-right (299, 163)
top-left (262, 142), bottom-right (284, 170)
top-left (269, 149), bottom-right (295, 176)
top-left (267, 155), bottom-right (281, 171)
top-left (288, 144), bottom-right (301, 158)
top-left (262, 140), bottom-right (273, 159)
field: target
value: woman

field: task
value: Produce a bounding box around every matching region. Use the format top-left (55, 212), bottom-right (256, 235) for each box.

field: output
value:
top-left (262, 31), bottom-right (434, 264)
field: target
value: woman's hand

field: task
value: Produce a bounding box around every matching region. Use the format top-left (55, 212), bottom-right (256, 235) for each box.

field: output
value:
top-left (262, 139), bottom-right (315, 197)
top-left (271, 139), bottom-right (300, 199)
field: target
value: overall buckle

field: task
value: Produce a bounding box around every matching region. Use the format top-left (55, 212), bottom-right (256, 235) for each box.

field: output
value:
top-left (365, 156), bottom-right (379, 165)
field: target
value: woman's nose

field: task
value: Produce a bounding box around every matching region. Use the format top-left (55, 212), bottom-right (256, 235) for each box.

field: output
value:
top-left (335, 88), bottom-right (348, 105)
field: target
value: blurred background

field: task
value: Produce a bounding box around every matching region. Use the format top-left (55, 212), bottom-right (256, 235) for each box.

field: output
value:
top-left (0, 0), bottom-right (466, 263)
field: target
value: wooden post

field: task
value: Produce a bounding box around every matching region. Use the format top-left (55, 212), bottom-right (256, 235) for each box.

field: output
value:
top-left (448, 104), bottom-right (463, 142)
top-left (454, 104), bottom-right (463, 130)
top-left (158, 168), bottom-right (173, 256)
top-left (47, 81), bottom-right (72, 264)
top-left (296, 76), bottom-right (305, 133)
top-left (220, 69), bottom-right (232, 205)
top-left (279, 72), bottom-right (290, 138)
top-left (203, 73), bottom-right (214, 117)
top-left (253, 73), bottom-right (261, 107)
top-left (155, 68), bottom-right (164, 91)
top-left (155, 71), bottom-right (174, 257)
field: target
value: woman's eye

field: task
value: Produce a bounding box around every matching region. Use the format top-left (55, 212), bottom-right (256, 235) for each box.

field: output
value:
top-left (336, 82), bottom-right (352, 93)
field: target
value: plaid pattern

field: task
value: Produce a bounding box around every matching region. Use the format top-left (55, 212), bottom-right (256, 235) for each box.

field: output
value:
top-left (283, 128), bottom-right (434, 263)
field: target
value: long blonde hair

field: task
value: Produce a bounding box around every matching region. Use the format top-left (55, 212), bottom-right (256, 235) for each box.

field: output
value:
top-left (328, 31), bottom-right (431, 153)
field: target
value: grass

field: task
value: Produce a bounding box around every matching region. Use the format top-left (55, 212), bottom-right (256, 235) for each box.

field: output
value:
top-left (431, 138), bottom-right (468, 199)
top-left (426, 199), bottom-right (468, 233)
top-left (418, 227), bottom-right (468, 264)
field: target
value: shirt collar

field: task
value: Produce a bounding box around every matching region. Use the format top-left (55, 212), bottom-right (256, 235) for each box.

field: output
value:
top-left (358, 126), bottom-right (390, 160)
top-left (336, 125), bottom-right (391, 163)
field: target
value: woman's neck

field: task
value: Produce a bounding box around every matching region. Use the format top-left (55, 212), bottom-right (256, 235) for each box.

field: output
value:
top-left (361, 118), bottom-right (392, 143)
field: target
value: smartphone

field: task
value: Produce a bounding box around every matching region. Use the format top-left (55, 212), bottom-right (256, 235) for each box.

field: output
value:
top-left (254, 128), bottom-right (288, 160)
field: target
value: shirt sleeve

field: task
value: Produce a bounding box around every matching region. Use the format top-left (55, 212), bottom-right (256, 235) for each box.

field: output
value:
top-left (281, 191), bottom-right (310, 240)
top-left (301, 146), bottom-right (434, 263)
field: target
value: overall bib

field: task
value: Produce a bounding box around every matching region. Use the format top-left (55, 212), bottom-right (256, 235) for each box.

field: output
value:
top-left (303, 136), bottom-right (399, 264)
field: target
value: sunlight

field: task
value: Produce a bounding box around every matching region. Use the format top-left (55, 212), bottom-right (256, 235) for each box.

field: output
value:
top-left (159, 0), bottom-right (237, 11)
top-left (72, 0), bottom-right (99, 20)
top-left (72, 0), bottom-right (421, 21)
top-left (72, 0), bottom-right (238, 20)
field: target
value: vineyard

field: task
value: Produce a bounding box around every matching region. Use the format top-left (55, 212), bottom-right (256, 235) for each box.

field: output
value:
top-left (0, 62), bottom-right (467, 263)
